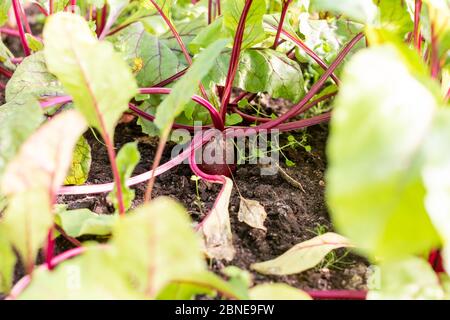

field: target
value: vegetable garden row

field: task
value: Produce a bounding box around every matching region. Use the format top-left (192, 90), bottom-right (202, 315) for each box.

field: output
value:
top-left (0, 0), bottom-right (449, 300)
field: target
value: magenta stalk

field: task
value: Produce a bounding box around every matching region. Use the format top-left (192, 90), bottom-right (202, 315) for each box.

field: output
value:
top-left (307, 290), bottom-right (367, 300)
top-left (45, 229), bottom-right (55, 270)
top-left (272, 0), bottom-right (292, 50)
top-left (18, 0), bottom-right (32, 34)
top-left (70, 0), bottom-right (77, 13)
top-left (231, 92), bottom-right (337, 123)
top-left (10, 57), bottom-right (23, 64)
top-left (0, 27), bottom-right (21, 37)
top-left (7, 247), bottom-right (88, 300)
top-left (430, 24), bottom-right (440, 79)
top-left (208, 0), bottom-right (213, 24)
top-left (34, 2), bottom-right (49, 16)
top-left (220, 0), bottom-right (254, 121)
top-left (49, 0), bottom-right (54, 14)
top-left (216, 0), bottom-right (221, 15)
top-left (414, 0), bottom-right (422, 52)
top-left (153, 68), bottom-right (187, 87)
top-left (0, 65), bottom-right (13, 78)
top-left (11, 0), bottom-right (31, 56)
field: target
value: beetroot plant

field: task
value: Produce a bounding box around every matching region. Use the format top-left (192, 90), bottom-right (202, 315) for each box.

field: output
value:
top-left (0, 0), bottom-right (448, 300)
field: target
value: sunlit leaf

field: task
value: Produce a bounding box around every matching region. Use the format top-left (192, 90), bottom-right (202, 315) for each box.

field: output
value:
top-left (112, 197), bottom-right (206, 296)
top-left (140, 0), bottom-right (174, 16)
top-left (189, 17), bottom-right (226, 54)
top-left (44, 13), bottom-right (138, 138)
top-left (0, 0), bottom-right (10, 27)
top-left (19, 247), bottom-right (144, 300)
top-left (375, 0), bottom-right (414, 37)
top-left (311, 0), bottom-right (377, 24)
top-left (64, 136), bottom-right (92, 186)
top-left (368, 257), bottom-right (445, 300)
top-left (17, 197), bottom-right (245, 300)
top-left (1, 110), bottom-right (87, 271)
top-left (326, 44), bottom-right (441, 261)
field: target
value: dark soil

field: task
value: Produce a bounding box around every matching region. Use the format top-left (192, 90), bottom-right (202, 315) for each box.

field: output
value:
top-left (56, 120), bottom-right (369, 292)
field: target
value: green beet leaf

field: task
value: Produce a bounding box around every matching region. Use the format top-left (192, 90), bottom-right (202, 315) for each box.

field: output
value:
top-left (223, 0), bottom-right (266, 49)
top-left (326, 44), bottom-right (441, 261)
top-left (205, 48), bottom-right (304, 102)
top-left (107, 142), bottom-right (140, 212)
top-left (157, 270), bottom-right (247, 300)
top-left (189, 17), bottom-right (227, 54)
top-left (43, 13), bottom-right (138, 139)
top-left (375, 0), bottom-right (414, 37)
top-left (56, 208), bottom-right (118, 238)
top-left (17, 197), bottom-right (244, 299)
top-left (5, 52), bottom-right (64, 102)
top-left (1, 110), bottom-right (87, 272)
top-left (19, 247), bottom-right (145, 299)
top-left (113, 22), bottom-right (181, 87)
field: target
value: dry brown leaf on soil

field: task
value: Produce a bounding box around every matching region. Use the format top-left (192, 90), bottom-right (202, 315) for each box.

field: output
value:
top-left (238, 197), bottom-right (267, 231)
top-left (251, 232), bottom-right (353, 275)
top-left (200, 177), bottom-right (235, 261)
